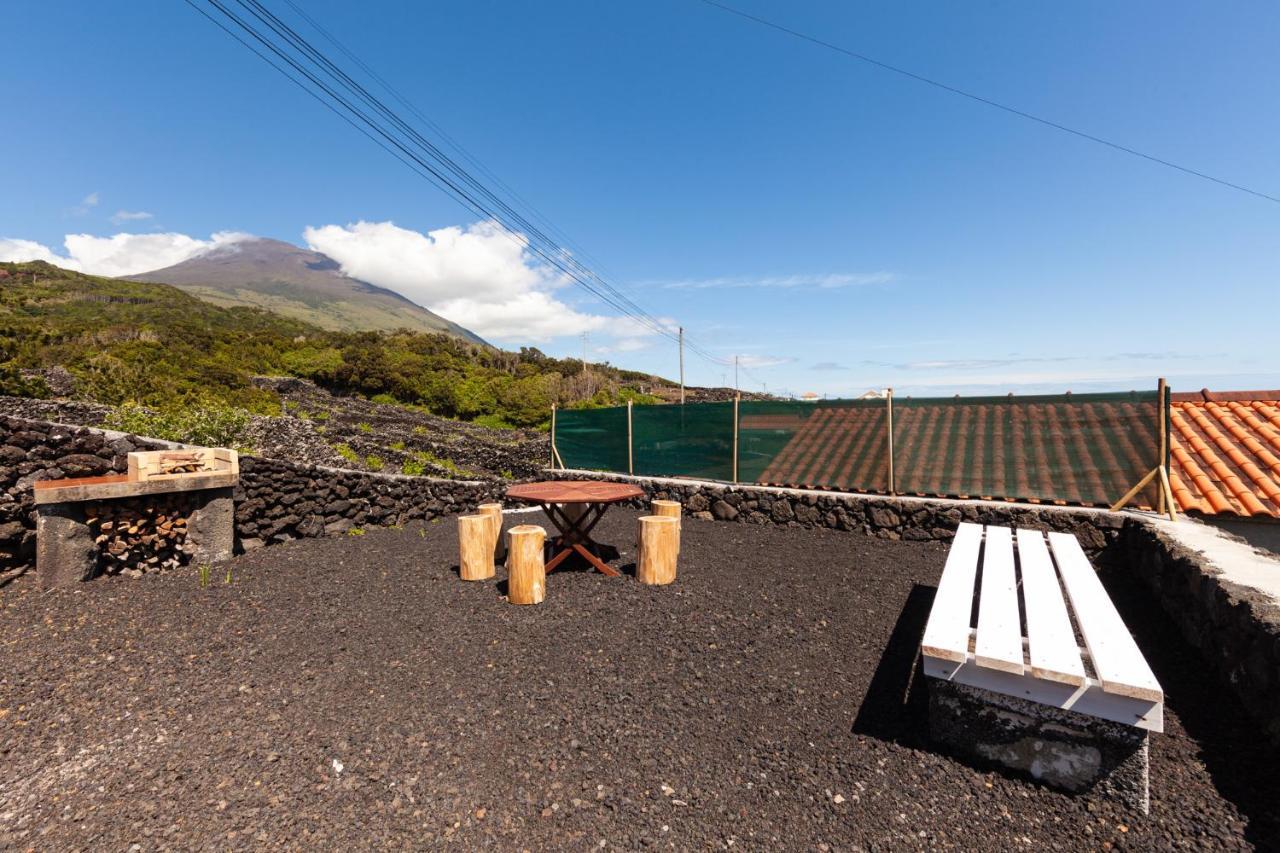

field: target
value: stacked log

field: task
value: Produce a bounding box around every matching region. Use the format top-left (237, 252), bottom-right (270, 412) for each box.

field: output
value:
top-left (84, 496), bottom-right (195, 576)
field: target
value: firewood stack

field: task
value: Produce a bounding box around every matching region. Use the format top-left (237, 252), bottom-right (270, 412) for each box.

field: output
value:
top-left (151, 451), bottom-right (207, 476)
top-left (84, 495), bottom-right (197, 576)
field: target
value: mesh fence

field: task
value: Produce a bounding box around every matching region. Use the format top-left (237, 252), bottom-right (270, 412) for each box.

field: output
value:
top-left (890, 392), bottom-right (1161, 506)
top-left (553, 389), bottom-right (1164, 507)
top-left (553, 406), bottom-right (629, 473)
top-left (632, 401), bottom-right (736, 481)
top-left (740, 399), bottom-right (890, 492)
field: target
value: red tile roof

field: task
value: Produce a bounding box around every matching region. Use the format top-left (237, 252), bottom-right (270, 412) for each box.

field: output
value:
top-left (1168, 391), bottom-right (1280, 518)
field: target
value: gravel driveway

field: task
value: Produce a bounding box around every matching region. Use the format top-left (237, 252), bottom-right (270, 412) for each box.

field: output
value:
top-left (2, 509), bottom-right (1276, 849)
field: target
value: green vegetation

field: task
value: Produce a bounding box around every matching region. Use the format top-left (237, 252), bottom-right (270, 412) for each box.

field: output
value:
top-left (472, 413), bottom-right (516, 430)
top-left (334, 443), bottom-right (359, 464)
top-left (198, 563), bottom-right (211, 588)
top-left (413, 449), bottom-right (460, 474)
top-left (389, 440), bottom-right (405, 451)
top-left (106, 402), bottom-right (252, 448)
top-left (0, 261), bottom-right (676, 428)
top-left (0, 364), bottom-right (50, 398)
top-left (401, 457), bottom-right (426, 476)
top-left (365, 454), bottom-right (384, 472)
top-left (356, 421), bottom-right (372, 433)
top-left (347, 527), bottom-right (365, 536)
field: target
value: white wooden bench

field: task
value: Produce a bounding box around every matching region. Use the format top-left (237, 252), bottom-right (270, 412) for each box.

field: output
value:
top-left (922, 522), bottom-right (1163, 731)
top-left (921, 523), bottom-right (1163, 809)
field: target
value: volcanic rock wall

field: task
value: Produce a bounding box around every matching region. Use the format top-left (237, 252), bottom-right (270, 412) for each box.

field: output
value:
top-left (0, 415), bottom-right (499, 578)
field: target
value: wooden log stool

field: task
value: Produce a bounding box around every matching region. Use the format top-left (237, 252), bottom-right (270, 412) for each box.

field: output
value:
top-left (650, 499), bottom-right (681, 525)
top-left (458, 514), bottom-right (495, 581)
top-left (650, 500), bottom-right (681, 551)
top-left (477, 502), bottom-right (506, 562)
top-left (507, 524), bottom-right (547, 605)
top-left (636, 515), bottom-right (679, 585)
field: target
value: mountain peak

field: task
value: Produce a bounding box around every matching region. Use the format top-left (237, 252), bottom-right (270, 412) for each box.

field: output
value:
top-left (127, 238), bottom-right (486, 345)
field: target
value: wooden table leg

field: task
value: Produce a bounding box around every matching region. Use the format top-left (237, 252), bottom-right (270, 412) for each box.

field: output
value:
top-left (545, 545), bottom-right (575, 573)
top-left (573, 543), bottom-right (620, 577)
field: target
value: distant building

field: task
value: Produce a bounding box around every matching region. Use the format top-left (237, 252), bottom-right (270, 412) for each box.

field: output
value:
top-left (799, 391), bottom-right (820, 403)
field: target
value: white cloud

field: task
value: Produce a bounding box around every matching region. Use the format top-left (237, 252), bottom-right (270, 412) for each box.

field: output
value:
top-left (659, 272), bottom-right (896, 290)
top-left (70, 192), bottom-right (100, 216)
top-left (110, 210), bottom-right (154, 225)
top-left (0, 231), bottom-right (251, 277)
top-left (733, 354), bottom-right (794, 368)
top-left (303, 219), bottom-right (616, 343)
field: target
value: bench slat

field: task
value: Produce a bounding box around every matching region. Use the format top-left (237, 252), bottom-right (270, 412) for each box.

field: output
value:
top-left (921, 522), bottom-right (983, 662)
top-left (975, 526), bottom-right (1024, 674)
top-left (1048, 532), bottom-right (1162, 702)
top-left (1016, 528), bottom-right (1086, 686)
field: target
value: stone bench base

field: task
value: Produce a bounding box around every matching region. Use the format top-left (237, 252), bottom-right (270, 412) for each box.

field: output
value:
top-left (928, 677), bottom-right (1150, 813)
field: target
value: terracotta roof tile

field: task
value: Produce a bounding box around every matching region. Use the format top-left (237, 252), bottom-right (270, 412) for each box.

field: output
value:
top-left (1169, 396), bottom-right (1280, 517)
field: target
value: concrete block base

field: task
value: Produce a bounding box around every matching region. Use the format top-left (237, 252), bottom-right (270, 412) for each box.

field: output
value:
top-left (187, 486), bottom-right (235, 565)
top-left (928, 677), bottom-right (1150, 813)
top-left (36, 503), bottom-right (95, 589)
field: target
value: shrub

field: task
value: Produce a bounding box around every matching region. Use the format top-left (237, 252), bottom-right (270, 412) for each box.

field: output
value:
top-left (334, 443), bottom-right (359, 463)
top-left (401, 457), bottom-right (425, 476)
top-left (0, 364), bottom-right (50, 398)
top-left (389, 440), bottom-right (405, 451)
top-left (357, 422), bottom-right (372, 433)
top-left (365, 454), bottom-right (384, 471)
top-left (473, 413), bottom-right (516, 431)
top-left (106, 402), bottom-right (251, 448)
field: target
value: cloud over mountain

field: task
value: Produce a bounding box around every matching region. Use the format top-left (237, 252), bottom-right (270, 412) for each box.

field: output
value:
top-left (303, 220), bottom-right (612, 343)
top-left (0, 231), bottom-right (250, 278)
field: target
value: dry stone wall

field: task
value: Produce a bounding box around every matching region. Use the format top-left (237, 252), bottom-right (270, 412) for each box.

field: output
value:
top-left (0, 415), bottom-right (499, 578)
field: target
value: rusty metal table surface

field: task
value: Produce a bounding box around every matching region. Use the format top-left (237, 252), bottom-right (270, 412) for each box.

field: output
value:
top-left (504, 480), bottom-right (644, 575)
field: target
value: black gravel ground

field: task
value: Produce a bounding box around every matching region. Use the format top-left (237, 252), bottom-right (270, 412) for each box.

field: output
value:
top-left (2, 510), bottom-right (1277, 850)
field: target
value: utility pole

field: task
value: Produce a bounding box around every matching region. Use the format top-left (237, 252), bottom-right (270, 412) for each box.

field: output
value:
top-left (734, 355), bottom-right (739, 394)
top-left (581, 333), bottom-right (590, 397)
top-left (678, 326), bottom-right (685, 405)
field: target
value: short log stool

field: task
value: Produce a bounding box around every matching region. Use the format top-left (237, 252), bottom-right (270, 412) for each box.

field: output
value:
top-left (458, 514), bottom-right (495, 580)
top-left (506, 524), bottom-right (547, 605)
top-left (477, 502), bottom-right (506, 562)
top-left (636, 515), bottom-right (679, 585)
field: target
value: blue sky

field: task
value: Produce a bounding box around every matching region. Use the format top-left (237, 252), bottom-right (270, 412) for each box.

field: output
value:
top-left (2, 1), bottom-right (1277, 397)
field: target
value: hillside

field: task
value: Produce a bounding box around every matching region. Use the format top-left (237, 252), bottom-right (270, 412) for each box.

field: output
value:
top-left (0, 261), bottom-right (687, 432)
top-left (126, 237), bottom-right (487, 344)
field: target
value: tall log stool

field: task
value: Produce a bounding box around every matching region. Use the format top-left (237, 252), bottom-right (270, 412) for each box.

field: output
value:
top-left (650, 500), bottom-right (681, 552)
top-left (636, 515), bottom-right (679, 585)
top-left (458, 514), bottom-right (495, 581)
top-left (650, 499), bottom-right (681, 526)
top-left (477, 502), bottom-right (506, 562)
top-left (507, 525), bottom-right (547, 605)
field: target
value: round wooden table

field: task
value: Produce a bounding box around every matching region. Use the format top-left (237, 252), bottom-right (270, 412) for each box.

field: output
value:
top-left (505, 480), bottom-right (644, 576)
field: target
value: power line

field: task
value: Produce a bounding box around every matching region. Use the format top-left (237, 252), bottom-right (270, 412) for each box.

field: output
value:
top-left (186, 0), bottom-right (739, 369)
top-left (696, 0), bottom-right (1280, 205)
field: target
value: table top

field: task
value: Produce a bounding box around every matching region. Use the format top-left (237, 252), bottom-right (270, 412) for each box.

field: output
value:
top-left (505, 480), bottom-right (645, 504)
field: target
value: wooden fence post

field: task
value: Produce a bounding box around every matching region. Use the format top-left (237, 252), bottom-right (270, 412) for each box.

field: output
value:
top-left (732, 394), bottom-right (740, 483)
top-left (550, 404), bottom-right (558, 469)
top-left (886, 387), bottom-right (896, 495)
top-left (627, 400), bottom-right (634, 475)
top-left (1157, 377), bottom-right (1167, 516)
